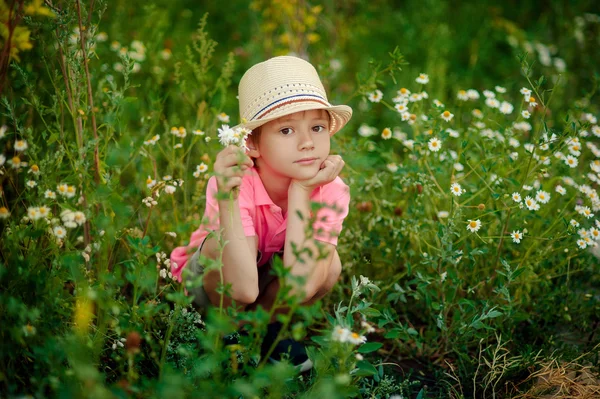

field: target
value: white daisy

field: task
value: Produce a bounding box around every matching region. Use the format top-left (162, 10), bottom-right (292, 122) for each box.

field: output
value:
top-left (555, 185), bottom-right (566, 195)
top-left (466, 219), bottom-right (482, 233)
top-left (450, 183), bottom-right (464, 196)
top-left (53, 225), bottom-right (67, 239)
top-left (511, 192), bottom-right (522, 202)
top-left (428, 137), bottom-right (442, 152)
top-left (511, 230), bottom-right (523, 244)
top-left (416, 73), bottom-right (429, 84)
top-left (367, 89), bottom-right (383, 103)
top-left (217, 113), bottom-right (230, 123)
top-left (564, 155), bottom-right (578, 168)
top-left (521, 110), bottom-right (531, 119)
top-left (14, 140), bottom-right (28, 152)
top-left (535, 190), bottom-right (550, 204)
top-left (440, 110), bottom-right (454, 122)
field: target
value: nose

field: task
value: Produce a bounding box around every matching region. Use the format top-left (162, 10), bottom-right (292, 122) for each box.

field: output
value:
top-left (298, 129), bottom-right (315, 151)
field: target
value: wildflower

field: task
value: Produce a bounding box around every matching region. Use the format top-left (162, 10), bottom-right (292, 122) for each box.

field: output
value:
top-left (495, 86), bottom-right (507, 93)
top-left (450, 183), bottom-right (464, 196)
top-left (564, 155), bottom-right (578, 168)
top-left (520, 87), bottom-right (532, 98)
top-left (347, 332), bottom-right (367, 345)
top-left (164, 185), bottom-right (176, 194)
top-left (53, 225), bottom-right (67, 239)
top-left (499, 101), bottom-right (514, 115)
top-left (592, 125), bottom-right (600, 138)
top-left (361, 320), bottom-right (376, 334)
top-left (524, 196), bottom-right (539, 211)
top-left (381, 128), bottom-right (392, 139)
top-left (528, 96), bottom-right (538, 107)
top-left (511, 192), bottom-right (522, 202)
top-left (400, 112), bottom-right (411, 121)
top-left (0, 207), bottom-right (9, 219)
top-left (590, 227), bottom-right (600, 240)
top-left (483, 90), bottom-right (496, 98)
top-left (570, 219), bottom-right (579, 227)
top-left (416, 73), bottom-right (429, 84)
top-left (159, 268), bottom-right (167, 278)
top-left (143, 134), bottom-right (160, 145)
top-left (173, 143), bottom-right (183, 149)
top-left (578, 206), bottom-right (594, 219)
top-left (163, 175), bottom-right (172, 181)
top-left (457, 90), bottom-right (469, 101)
top-left (386, 163), bottom-right (398, 173)
top-left (576, 239), bottom-right (587, 249)
top-left (142, 196), bottom-right (157, 207)
top-left (447, 128), bottom-right (459, 138)
top-left (26, 180), bottom-right (37, 188)
top-left (511, 230), bottom-right (523, 244)
top-left (165, 231), bottom-right (177, 238)
top-left (358, 124), bottom-right (376, 137)
top-left (193, 129), bottom-right (205, 136)
top-left (437, 210), bottom-right (449, 218)
top-left (467, 89), bottom-right (480, 100)
top-left (471, 109), bottom-right (483, 119)
top-left (14, 140), bottom-right (28, 152)
top-left (44, 190), bottom-right (56, 199)
top-left (29, 165), bottom-right (40, 175)
top-left (433, 99), bottom-right (444, 108)
top-left (38, 206), bottom-right (50, 218)
top-left (367, 89), bottom-right (383, 103)
top-left (466, 219), bottom-right (482, 233)
top-left (146, 176), bottom-right (156, 189)
top-left (485, 98), bottom-right (500, 108)
top-left (522, 110), bottom-right (531, 119)
top-left (331, 326), bottom-right (351, 343)
top-left (394, 103), bottom-right (408, 113)
top-left (73, 211), bottom-right (86, 226)
top-left (27, 207), bottom-right (40, 220)
top-left (454, 163), bottom-right (464, 171)
top-left (440, 110), bottom-right (454, 122)
top-left (535, 190), bottom-right (550, 204)
top-left (428, 137), bottom-right (442, 152)
top-left (66, 186), bottom-right (76, 198)
top-left (217, 113), bottom-right (230, 123)
top-left (10, 156), bottom-right (22, 169)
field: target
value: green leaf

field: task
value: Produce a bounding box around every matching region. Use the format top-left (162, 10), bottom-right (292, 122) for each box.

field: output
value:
top-left (384, 329), bottom-right (400, 339)
top-left (354, 360), bottom-right (378, 377)
top-left (358, 342), bottom-right (383, 353)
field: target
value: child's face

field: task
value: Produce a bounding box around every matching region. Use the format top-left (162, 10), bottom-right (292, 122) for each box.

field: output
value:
top-left (249, 109), bottom-right (331, 181)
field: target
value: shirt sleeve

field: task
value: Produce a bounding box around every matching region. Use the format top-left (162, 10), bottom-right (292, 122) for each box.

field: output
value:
top-left (312, 178), bottom-right (350, 246)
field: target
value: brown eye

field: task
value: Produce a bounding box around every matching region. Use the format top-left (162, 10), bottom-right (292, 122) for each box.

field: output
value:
top-left (280, 128), bottom-right (293, 135)
top-left (313, 125), bottom-right (326, 133)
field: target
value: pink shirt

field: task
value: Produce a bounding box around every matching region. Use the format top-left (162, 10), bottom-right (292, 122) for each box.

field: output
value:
top-left (170, 167), bottom-right (350, 281)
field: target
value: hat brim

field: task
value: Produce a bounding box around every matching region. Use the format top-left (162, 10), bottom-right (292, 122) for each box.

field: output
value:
top-left (232, 102), bottom-right (352, 135)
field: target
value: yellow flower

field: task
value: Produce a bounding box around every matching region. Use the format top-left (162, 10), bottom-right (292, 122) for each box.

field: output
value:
top-left (381, 128), bottom-right (392, 139)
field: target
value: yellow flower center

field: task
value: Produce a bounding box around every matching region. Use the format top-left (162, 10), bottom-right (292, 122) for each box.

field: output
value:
top-left (31, 165), bottom-right (39, 172)
top-left (0, 207), bottom-right (8, 214)
top-left (12, 156), bottom-right (20, 164)
top-left (443, 111), bottom-right (450, 117)
top-left (469, 221), bottom-right (477, 228)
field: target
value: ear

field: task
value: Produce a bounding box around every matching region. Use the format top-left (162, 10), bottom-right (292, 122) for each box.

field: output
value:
top-left (246, 134), bottom-right (261, 158)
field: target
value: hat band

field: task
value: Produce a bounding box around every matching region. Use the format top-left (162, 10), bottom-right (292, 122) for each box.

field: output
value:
top-left (251, 94), bottom-right (330, 121)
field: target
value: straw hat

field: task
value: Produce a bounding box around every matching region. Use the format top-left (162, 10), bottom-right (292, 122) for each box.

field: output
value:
top-left (232, 56), bottom-right (352, 135)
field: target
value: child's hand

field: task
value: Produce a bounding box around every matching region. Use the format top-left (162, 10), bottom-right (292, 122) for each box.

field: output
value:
top-left (291, 155), bottom-right (345, 192)
top-left (214, 145), bottom-right (254, 199)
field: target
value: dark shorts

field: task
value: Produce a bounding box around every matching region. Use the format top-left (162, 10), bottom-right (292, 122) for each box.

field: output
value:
top-left (185, 237), bottom-right (279, 309)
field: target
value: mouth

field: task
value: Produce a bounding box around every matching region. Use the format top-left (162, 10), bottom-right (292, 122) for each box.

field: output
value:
top-left (295, 157), bottom-right (318, 165)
